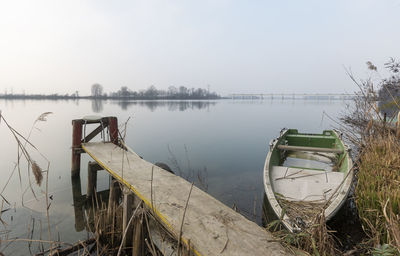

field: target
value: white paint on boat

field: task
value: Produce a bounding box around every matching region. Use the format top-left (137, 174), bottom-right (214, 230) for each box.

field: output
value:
top-left (263, 129), bottom-right (354, 232)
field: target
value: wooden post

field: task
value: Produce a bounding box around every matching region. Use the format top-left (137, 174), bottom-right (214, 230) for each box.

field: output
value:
top-left (87, 162), bottom-right (102, 198)
top-left (122, 187), bottom-right (134, 247)
top-left (132, 214), bottom-right (144, 256)
top-left (108, 117), bottom-right (118, 145)
top-left (71, 176), bottom-right (85, 232)
top-left (107, 179), bottom-right (121, 217)
top-left (71, 119), bottom-right (83, 177)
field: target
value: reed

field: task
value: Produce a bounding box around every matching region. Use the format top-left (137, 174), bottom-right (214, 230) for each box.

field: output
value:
top-left (266, 203), bottom-right (337, 256)
top-left (340, 59), bottom-right (400, 254)
top-left (356, 133), bottom-right (400, 250)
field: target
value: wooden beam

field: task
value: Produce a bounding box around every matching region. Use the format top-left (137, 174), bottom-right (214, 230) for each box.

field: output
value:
top-left (277, 144), bottom-right (343, 154)
top-left (81, 124), bottom-right (105, 143)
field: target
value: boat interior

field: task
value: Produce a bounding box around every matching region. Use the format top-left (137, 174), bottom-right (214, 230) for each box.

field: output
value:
top-left (270, 130), bottom-right (348, 202)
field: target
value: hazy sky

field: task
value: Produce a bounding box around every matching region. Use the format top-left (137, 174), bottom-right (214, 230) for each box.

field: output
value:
top-left (1, 0), bottom-right (399, 96)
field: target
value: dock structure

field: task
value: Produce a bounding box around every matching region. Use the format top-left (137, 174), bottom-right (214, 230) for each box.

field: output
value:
top-left (229, 93), bottom-right (355, 100)
top-left (71, 116), bottom-right (292, 256)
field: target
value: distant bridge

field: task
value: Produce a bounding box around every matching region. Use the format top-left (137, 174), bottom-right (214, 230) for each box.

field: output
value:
top-left (228, 93), bottom-right (355, 100)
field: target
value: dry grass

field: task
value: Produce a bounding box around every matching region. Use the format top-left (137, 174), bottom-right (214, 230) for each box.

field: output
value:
top-left (341, 59), bottom-right (400, 254)
top-left (277, 198), bottom-right (326, 229)
top-left (356, 133), bottom-right (400, 250)
top-left (0, 112), bottom-right (54, 254)
top-left (0, 113), bottom-right (200, 255)
top-left (69, 178), bottom-right (196, 256)
top-left (268, 197), bottom-right (337, 256)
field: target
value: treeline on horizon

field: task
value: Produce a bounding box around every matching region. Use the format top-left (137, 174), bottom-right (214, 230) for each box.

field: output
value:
top-left (0, 84), bottom-right (221, 100)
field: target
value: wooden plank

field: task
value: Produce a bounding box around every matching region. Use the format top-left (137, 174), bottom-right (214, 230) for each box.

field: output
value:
top-left (81, 124), bottom-right (105, 143)
top-left (82, 142), bottom-right (292, 256)
top-left (277, 144), bottom-right (343, 154)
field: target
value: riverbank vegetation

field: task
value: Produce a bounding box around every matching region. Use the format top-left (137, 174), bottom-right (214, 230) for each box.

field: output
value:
top-left (332, 59), bottom-right (400, 254)
top-left (357, 134), bottom-right (400, 251)
top-left (0, 84), bottom-right (221, 100)
top-left (345, 59), bottom-right (400, 254)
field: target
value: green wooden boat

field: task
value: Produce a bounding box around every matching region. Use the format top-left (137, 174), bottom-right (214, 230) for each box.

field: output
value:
top-left (263, 129), bottom-right (353, 232)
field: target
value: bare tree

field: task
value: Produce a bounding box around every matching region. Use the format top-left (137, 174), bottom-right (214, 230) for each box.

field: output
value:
top-left (120, 86), bottom-right (130, 97)
top-left (91, 83), bottom-right (103, 98)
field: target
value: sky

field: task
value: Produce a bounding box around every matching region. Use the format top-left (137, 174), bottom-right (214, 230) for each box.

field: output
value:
top-left (0, 0), bottom-right (399, 96)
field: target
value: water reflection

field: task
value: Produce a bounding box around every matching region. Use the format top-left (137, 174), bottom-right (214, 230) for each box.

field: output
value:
top-left (1, 98), bottom-right (217, 113)
top-left (71, 176), bottom-right (85, 231)
top-left (91, 99), bottom-right (104, 113)
top-left (112, 100), bottom-right (217, 112)
top-left (262, 194), bottom-right (280, 229)
top-left (71, 176), bottom-right (115, 232)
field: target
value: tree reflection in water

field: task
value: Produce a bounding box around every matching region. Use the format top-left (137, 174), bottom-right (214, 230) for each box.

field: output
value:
top-left (112, 100), bottom-right (218, 112)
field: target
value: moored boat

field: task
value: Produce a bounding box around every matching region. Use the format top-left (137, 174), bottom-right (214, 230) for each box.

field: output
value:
top-left (263, 129), bottom-right (353, 232)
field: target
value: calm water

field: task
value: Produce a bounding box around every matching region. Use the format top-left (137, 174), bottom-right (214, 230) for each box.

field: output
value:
top-left (0, 99), bottom-right (349, 255)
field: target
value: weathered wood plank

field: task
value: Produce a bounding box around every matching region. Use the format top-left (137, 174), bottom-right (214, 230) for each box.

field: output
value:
top-left (82, 142), bottom-right (291, 256)
top-left (277, 144), bottom-right (343, 154)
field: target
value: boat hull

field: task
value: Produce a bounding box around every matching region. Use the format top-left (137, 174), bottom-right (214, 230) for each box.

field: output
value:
top-left (263, 129), bottom-right (353, 232)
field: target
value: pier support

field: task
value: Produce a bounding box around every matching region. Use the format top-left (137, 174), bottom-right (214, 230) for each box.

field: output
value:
top-left (107, 179), bottom-right (121, 217)
top-left (132, 208), bottom-right (145, 256)
top-left (87, 162), bottom-right (102, 198)
top-left (108, 117), bottom-right (119, 145)
top-left (71, 119), bottom-right (83, 177)
top-left (122, 187), bottom-right (134, 247)
top-left (71, 176), bottom-right (85, 232)
top-left (71, 116), bottom-right (119, 177)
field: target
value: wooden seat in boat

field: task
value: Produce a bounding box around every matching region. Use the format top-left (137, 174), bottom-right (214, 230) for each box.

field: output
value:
top-left (277, 144), bottom-right (343, 154)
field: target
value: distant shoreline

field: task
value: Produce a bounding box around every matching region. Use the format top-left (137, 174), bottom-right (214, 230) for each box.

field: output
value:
top-left (0, 95), bottom-right (223, 100)
top-left (0, 95), bottom-right (356, 101)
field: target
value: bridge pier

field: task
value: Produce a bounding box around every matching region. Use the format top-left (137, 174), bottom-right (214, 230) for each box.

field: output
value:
top-left (227, 93), bottom-right (355, 100)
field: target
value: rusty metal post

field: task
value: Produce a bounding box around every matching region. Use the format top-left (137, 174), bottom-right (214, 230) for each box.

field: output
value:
top-left (71, 119), bottom-right (83, 177)
top-left (108, 117), bottom-right (118, 145)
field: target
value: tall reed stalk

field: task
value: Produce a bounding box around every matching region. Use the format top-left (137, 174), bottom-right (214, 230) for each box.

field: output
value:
top-left (356, 133), bottom-right (400, 250)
